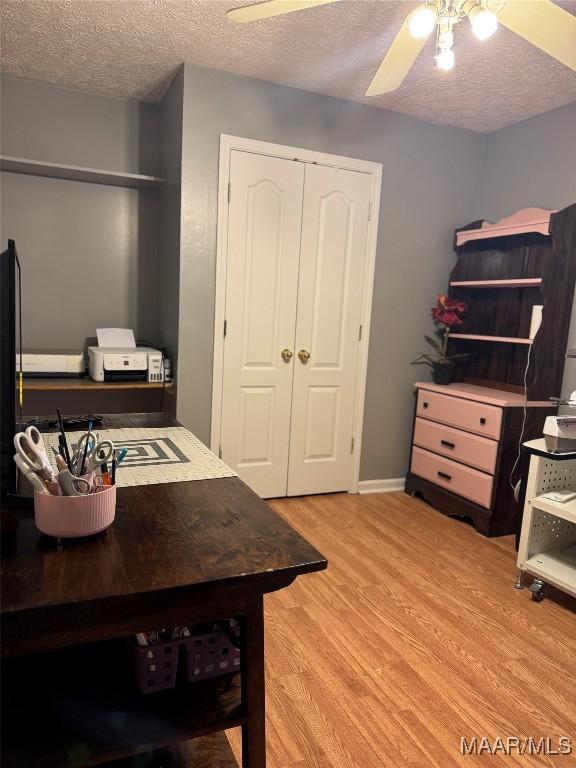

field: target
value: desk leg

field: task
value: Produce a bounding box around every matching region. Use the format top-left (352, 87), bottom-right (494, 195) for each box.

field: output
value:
top-left (241, 595), bottom-right (266, 768)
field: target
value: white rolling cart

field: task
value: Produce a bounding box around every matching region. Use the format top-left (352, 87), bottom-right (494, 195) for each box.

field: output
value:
top-left (516, 439), bottom-right (576, 602)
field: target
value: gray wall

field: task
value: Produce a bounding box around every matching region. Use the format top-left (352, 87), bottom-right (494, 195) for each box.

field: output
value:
top-left (177, 63), bottom-right (484, 480)
top-left (4, 67), bottom-right (572, 481)
top-left (0, 76), bottom-right (161, 348)
top-left (157, 68), bottom-right (184, 367)
top-left (477, 102), bottom-right (576, 398)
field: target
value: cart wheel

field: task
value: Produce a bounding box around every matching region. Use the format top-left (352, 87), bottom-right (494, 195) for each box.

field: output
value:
top-left (529, 579), bottom-right (548, 602)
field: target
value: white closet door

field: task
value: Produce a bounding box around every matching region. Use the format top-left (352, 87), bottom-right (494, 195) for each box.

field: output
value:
top-left (287, 164), bottom-right (371, 496)
top-left (220, 151), bottom-right (304, 498)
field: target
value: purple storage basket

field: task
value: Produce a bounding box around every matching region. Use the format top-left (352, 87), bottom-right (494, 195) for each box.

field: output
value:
top-left (183, 628), bottom-right (241, 683)
top-left (131, 638), bottom-right (181, 694)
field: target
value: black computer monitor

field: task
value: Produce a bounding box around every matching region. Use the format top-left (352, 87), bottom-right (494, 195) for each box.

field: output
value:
top-left (1, 239), bottom-right (18, 500)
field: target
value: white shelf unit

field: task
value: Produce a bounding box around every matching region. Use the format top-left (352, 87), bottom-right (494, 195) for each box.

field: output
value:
top-left (0, 155), bottom-right (164, 189)
top-left (523, 546), bottom-right (576, 597)
top-left (449, 278), bottom-right (543, 289)
top-left (517, 442), bottom-right (576, 600)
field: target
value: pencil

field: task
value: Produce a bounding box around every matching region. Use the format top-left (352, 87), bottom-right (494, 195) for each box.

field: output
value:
top-left (79, 420), bottom-right (92, 476)
top-left (56, 408), bottom-right (71, 471)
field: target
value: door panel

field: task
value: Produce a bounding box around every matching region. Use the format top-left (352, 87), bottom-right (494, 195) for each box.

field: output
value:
top-left (288, 164), bottom-right (371, 496)
top-left (304, 386), bottom-right (340, 460)
top-left (220, 151), bottom-right (304, 498)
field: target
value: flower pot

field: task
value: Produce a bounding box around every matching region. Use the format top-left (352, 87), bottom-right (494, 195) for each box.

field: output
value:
top-left (432, 362), bottom-right (455, 385)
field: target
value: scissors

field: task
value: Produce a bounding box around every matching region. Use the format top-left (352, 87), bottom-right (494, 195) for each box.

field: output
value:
top-left (12, 453), bottom-right (49, 494)
top-left (73, 432), bottom-right (114, 475)
top-left (57, 469), bottom-right (93, 496)
top-left (13, 426), bottom-right (55, 482)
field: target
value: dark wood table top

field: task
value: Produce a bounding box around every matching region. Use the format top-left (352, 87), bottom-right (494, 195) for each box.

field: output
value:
top-left (1, 413), bottom-right (327, 655)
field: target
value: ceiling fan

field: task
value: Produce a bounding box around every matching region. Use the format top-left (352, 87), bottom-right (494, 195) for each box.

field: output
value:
top-left (227, 0), bottom-right (576, 96)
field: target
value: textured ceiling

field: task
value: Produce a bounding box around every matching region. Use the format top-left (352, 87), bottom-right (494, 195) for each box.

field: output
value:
top-left (1, 0), bottom-right (576, 131)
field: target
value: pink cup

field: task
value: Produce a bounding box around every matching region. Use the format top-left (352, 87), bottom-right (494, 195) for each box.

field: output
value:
top-left (34, 484), bottom-right (116, 538)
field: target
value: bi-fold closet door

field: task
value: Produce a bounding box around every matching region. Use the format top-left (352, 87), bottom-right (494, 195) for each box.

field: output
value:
top-left (220, 149), bottom-right (371, 498)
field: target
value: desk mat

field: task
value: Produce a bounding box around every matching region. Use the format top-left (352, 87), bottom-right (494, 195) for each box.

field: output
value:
top-left (42, 427), bottom-right (237, 488)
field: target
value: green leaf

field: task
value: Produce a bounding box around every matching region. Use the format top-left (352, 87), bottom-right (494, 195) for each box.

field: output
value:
top-left (424, 335), bottom-right (444, 354)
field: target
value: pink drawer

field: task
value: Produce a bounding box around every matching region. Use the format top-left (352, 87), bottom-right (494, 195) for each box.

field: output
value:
top-left (416, 389), bottom-right (502, 439)
top-left (411, 447), bottom-right (493, 508)
top-left (413, 418), bottom-right (498, 474)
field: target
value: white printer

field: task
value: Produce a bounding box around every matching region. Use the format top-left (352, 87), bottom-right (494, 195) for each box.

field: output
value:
top-left (88, 346), bottom-right (164, 383)
top-left (87, 329), bottom-right (165, 383)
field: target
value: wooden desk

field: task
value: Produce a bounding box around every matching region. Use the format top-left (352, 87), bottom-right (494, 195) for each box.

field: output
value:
top-left (1, 413), bottom-right (327, 768)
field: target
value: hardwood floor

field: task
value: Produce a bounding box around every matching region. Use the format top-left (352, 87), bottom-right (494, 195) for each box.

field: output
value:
top-left (228, 492), bottom-right (576, 767)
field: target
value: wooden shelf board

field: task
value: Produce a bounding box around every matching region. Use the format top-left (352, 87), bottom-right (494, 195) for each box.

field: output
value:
top-left (450, 278), bottom-right (543, 288)
top-left (22, 377), bottom-right (174, 391)
top-left (415, 381), bottom-right (555, 408)
top-left (531, 495), bottom-right (576, 526)
top-left (0, 155), bottom-right (165, 189)
top-left (1, 640), bottom-right (244, 768)
top-left (450, 333), bottom-right (533, 345)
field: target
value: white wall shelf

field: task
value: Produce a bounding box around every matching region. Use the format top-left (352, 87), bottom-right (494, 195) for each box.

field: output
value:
top-left (0, 155), bottom-right (164, 189)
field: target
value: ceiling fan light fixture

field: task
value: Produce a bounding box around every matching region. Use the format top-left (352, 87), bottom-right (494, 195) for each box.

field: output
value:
top-left (436, 46), bottom-right (455, 70)
top-left (436, 27), bottom-right (455, 71)
top-left (469, 6), bottom-right (498, 40)
top-left (408, 5), bottom-right (438, 39)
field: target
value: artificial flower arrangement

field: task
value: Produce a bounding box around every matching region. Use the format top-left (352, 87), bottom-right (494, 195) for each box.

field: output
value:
top-left (412, 294), bottom-right (471, 384)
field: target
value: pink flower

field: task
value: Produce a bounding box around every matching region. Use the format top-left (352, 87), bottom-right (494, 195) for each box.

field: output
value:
top-left (431, 295), bottom-right (467, 328)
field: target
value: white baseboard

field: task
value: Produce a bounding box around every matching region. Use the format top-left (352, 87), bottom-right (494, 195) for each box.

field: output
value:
top-left (357, 478), bottom-right (406, 494)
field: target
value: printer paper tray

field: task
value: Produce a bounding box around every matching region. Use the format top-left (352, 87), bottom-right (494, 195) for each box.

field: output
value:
top-left (104, 371), bottom-right (147, 382)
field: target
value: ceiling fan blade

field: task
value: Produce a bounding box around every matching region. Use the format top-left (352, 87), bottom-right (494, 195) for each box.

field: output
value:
top-left (365, 9), bottom-right (430, 97)
top-left (497, 0), bottom-right (576, 71)
top-left (227, 0), bottom-right (341, 24)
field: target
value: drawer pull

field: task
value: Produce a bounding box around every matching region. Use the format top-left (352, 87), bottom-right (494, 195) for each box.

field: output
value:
top-left (440, 439), bottom-right (456, 449)
top-left (480, 417), bottom-right (486, 425)
top-left (423, 402), bottom-right (429, 409)
top-left (437, 471), bottom-right (452, 481)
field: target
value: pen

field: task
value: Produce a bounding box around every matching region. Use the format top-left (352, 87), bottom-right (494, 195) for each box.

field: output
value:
top-left (116, 447), bottom-right (128, 465)
top-left (111, 450), bottom-right (117, 485)
top-left (99, 449), bottom-right (111, 485)
top-left (56, 408), bottom-right (71, 471)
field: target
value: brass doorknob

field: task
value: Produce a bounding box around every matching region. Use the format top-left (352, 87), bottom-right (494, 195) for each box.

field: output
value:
top-left (281, 348), bottom-right (293, 362)
top-left (298, 349), bottom-right (311, 363)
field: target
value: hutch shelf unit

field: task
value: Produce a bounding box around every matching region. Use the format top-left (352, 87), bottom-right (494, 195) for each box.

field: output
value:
top-left (516, 439), bottom-right (576, 602)
top-left (406, 204), bottom-right (576, 536)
